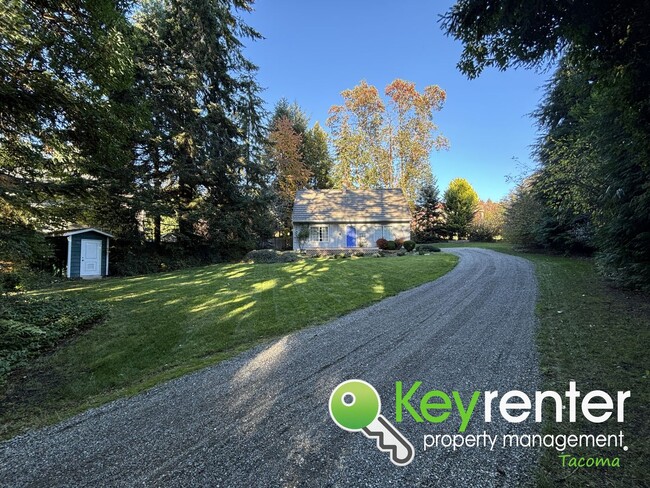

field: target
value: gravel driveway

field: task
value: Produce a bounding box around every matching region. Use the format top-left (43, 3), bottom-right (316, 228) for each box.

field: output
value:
top-left (0, 248), bottom-right (540, 487)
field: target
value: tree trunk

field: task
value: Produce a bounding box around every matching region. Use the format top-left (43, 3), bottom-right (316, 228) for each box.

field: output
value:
top-left (154, 214), bottom-right (161, 247)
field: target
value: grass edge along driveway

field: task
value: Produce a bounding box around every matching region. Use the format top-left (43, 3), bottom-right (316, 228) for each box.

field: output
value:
top-left (437, 242), bottom-right (649, 488)
top-left (0, 254), bottom-right (457, 440)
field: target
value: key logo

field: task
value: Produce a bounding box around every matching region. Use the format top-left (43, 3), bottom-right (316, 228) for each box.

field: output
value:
top-left (329, 379), bottom-right (415, 466)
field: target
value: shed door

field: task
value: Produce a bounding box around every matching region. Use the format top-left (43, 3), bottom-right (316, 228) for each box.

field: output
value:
top-left (80, 239), bottom-right (102, 276)
top-left (346, 226), bottom-right (356, 247)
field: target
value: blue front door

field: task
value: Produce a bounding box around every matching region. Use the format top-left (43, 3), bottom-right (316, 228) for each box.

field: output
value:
top-left (346, 226), bottom-right (356, 247)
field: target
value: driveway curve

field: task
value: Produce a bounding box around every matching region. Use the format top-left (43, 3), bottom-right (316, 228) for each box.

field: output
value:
top-left (0, 248), bottom-right (540, 487)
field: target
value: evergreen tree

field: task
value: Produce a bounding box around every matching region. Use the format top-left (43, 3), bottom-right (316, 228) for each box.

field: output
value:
top-left (412, 180), bottom-right (446, 242)
top-left (0, 0), bottom-right (141, 232)
top-left (133, 0), bottom-right (271, 255)
top-left (267, 100), bottom-right (331, 188)
top-left (303, 122), bottom-right (333, 189)
top-left (444, 178), bottom-right (479, 239)
top-left (270, 98), bottom-right (309, 135)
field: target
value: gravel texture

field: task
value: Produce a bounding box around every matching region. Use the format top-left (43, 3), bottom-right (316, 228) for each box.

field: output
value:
top-left (0, 248), bottom-right (540, 487)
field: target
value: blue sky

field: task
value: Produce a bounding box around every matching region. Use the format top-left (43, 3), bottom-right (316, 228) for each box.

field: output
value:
top-left (242, 0), bottom-right (550, 201)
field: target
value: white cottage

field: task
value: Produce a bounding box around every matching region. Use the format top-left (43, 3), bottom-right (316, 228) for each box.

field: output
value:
top-left (292, 188), bottom-right (411, 252)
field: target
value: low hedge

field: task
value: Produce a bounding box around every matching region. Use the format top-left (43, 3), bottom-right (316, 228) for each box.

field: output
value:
top-left (416, 244), bottom-right (441, 253)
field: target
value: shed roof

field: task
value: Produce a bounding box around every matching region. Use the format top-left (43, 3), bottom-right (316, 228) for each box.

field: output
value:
top-left (60, 228), bottom-right (114, 238)
top-left (292, 189), bottom-right (411, 223)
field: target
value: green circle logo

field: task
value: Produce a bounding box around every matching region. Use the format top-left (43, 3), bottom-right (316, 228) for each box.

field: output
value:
top-left (329, 379), bottom-right (381, 431)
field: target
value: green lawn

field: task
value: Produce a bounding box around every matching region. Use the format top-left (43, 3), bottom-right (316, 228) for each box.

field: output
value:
top-left (0, 254), bottom-right (457, 440)
top-left (3, 244), bottom-right (647, 487)
top-left (438, 241), bottom-right (649, 487)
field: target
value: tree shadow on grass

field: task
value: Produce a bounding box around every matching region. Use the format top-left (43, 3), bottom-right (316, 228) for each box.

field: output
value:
top-left (0, 255), bottom-right (456, 440)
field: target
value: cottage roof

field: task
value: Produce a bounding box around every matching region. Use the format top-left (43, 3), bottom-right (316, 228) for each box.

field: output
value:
top-left (292, 189), bottom-right (411, 223)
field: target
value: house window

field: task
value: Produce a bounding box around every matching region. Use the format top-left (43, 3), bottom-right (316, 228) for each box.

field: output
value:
top-left (357, 231), bottom-right (368, 247)
top-left (381, 225), bottom-right (394, 240)
top-left (309, 225), bottom-right (329, 242)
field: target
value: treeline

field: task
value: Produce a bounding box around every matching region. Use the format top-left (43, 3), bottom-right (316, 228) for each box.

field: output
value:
top-left (1, 0), bottom-right (273, 279)
top-left (411, 177), bottom-right (504, 243)
top-left (443, 1), bottom-right (650, 289)
top-left (3, 3), bottom-right (439, 282)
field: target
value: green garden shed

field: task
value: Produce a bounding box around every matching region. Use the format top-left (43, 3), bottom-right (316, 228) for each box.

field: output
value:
top-left (62, 228), bottom-right (114, 278)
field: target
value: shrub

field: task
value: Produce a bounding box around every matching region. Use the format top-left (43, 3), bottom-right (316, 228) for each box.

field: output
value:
top-left (243, 249), bottom-right (300, 264)
top-left (376, 238), bottom-right (388, 250)
top-left (0, 272), bottom-right (21, 293)
top-left (110, 242), bottom-right (210, 276)
top-left (385, 240), bottom-right (397, 250)
top-left (396, 248), bottom-right (406, 256)
top-left (403, 240), bottom-right (416, 252)
top-left (468, 222), bottom-right (498, 242)
top-left (394, 238), bottom-right (404, 250)
top-left (417, 244), bottom-right (441, 253)
top-left (284, 252), bottom-right (302, 262)
top-left (296, 226), bottom-right (310, 251)
top-left (502, 187), bottom-right (547, 249)
top-left (353, 251), bottom-right (365, 257)
top-left (1, 268), bottom-right (66, 292)
top-left (0, 295), bottom-right (110, 380)
top-left (503, 186), bottom-right (596, 255)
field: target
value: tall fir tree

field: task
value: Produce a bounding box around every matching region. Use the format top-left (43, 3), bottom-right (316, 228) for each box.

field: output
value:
top-left (303, 122), bottom-right (333, 189)
top-left (0, 0), bottom-right (142, 235)
top-left (133, 0), bottom-right (271, 255)
top-left (412, 180), bottom-right (446, 242)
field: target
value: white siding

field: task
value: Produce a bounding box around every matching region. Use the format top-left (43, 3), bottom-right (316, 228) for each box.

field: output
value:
top-left (293, 222), bottom-right (411, 250)
top-left (325, 223), bottom-right (345, 248)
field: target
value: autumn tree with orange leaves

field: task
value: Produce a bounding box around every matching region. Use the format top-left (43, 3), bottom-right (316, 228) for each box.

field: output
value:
top-left (268, 116), bottom-right (312, 244)
top-left (327, 79), bottom-right (448, 208)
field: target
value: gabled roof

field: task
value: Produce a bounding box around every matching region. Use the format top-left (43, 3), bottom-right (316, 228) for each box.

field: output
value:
top-left (292, 189), bottom-right (411, 223)
top-left (60, 227), bottom-right (114, 238)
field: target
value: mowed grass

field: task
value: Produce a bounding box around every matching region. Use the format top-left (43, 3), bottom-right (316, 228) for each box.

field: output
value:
top-left (0, 254), bottom-right (457, 440)
top-left (438, 242), bottom-right (649, 487)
